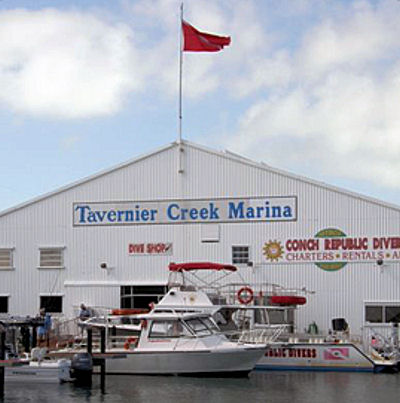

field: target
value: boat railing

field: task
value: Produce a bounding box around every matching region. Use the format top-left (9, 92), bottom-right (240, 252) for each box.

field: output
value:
top-left (237, 324), bottom-right (288, 345)
top-left (169, 280), bottom-right (311, 307)
top-left (50, 316), bottom-right (82, 348)
top-left (362, 324), bottom-right (400, 360)
top-left (63, 331), bottom-right (206, 352)
top-left (71, 305), bottom-right (114, 318)
top-left (57, 333), bottom-right (136, 352)
top-left (278, 330), bottom-right (363, 344)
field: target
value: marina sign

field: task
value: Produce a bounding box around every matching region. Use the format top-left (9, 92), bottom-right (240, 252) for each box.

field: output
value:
top-left (73, 196), bottom-right (297, 226)
top-left (263, 228), bottom-right (400, 271)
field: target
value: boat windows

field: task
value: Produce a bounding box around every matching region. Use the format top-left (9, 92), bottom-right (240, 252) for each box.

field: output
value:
top-left (201, 317), bottom-right (219, 332)
top-left (254, 308), bottom-right (294, 326)
top-left (120, 285), bottom-right (167, 310)
top-left (184, 317), bottom-right (217, 336)
top-left (148, 320), bottom-right (191, 338)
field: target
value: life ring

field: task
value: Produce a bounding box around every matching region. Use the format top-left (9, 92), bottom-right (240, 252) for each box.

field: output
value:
top-left (124, 337), bottom-right (137, 350)
top-left (237, 286), bottom-right (254, 305)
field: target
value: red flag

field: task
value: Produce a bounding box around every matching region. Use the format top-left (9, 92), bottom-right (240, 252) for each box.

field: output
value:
top-left (182, 20), bottom-right (231, 52)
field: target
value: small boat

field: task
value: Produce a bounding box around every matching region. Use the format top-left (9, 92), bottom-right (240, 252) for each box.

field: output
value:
top-left (5, 359), bottom-right (72, 383)
top-left (4, 349), bottom-right (71, 383)
top-left (57, 310), bottom-right (267, 376)
top-left (0, 319), bottom-right (73, 384)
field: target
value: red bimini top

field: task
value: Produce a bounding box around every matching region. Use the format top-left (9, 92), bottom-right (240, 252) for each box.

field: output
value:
top-left (168, 262), bottom-right (237, 272)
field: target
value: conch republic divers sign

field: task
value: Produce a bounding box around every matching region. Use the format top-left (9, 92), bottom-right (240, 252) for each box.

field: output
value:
top-left (263, 228), bottom-right (400, 271)
top-left (73, 196), bottom-right (297, 226)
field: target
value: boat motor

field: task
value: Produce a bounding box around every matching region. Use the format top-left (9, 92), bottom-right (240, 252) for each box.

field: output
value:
top-left (70, 352), bottom-right (93, 385)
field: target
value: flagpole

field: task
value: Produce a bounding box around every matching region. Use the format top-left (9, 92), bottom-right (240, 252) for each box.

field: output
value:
top-left (178, 2), bottom-right (183, 144)
top-left (177, 2), bottom-right (184, 174)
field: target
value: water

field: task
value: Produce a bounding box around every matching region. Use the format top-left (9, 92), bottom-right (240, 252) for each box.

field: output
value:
top-left (1, 371), bottom-right (400, 403)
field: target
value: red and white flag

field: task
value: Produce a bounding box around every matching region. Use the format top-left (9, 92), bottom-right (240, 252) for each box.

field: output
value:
top-left (323, 347), bottom-right (349, 360)
top-left (182, 20), bottom-right (231, 52)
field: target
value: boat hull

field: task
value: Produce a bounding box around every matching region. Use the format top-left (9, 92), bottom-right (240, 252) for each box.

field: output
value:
top-left (5, 360), bottom-right (71, 383)
top-left (105, 347), bottom-right (266, 375)
top-left (255, 343), bottom-right (398, 372)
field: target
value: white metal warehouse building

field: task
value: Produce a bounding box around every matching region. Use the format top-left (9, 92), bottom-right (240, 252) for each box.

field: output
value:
top-left (1, 140), bottom-right (400, 335)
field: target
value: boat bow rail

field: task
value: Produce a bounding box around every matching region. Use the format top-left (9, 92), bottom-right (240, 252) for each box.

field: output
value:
top-left (237, 325), bottom-right (288, 345)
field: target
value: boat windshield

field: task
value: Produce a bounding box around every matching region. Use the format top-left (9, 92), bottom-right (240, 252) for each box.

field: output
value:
top-left (184, 317), bottom-right (219, 336)
top-left (148, 320), bottom-right (192, 338)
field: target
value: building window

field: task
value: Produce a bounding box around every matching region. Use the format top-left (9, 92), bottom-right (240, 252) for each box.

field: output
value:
top-left (201, 224), bottom-right (220, 243)
top-left (0, 248), bottom-right (13, 269)
top-left (0, 296), bottom-right (8, 313)
top-left (39, 248), bottom-right (64, 268)
top-left (365, 304), bottom-right (400, 323)
top-left (385, 307), bottom-right (400, 323)
top-left (40, 296), bottom-right (63, 313)
top-left (120, 285), bottom-right (167, 309)
top-left (232, 246), bottom-right (250, 264)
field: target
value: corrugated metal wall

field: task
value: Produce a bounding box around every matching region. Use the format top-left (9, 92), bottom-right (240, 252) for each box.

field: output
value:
top-left (0, 141), bottom-right (399, 335)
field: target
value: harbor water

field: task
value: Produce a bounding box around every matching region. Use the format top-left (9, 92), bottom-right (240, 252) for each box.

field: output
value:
top-left (1, 371), bottom-right (400, 403)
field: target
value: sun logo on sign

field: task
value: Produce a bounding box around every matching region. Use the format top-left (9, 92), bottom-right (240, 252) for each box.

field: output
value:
top-left (263, 240), bottom-right (284, 262)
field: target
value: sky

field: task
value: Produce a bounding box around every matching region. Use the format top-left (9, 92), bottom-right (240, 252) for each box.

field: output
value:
top-left (1, 0), bottom-right (400, 211)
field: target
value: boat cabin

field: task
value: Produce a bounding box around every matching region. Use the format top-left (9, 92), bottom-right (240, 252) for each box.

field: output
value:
top-left (136, 311), bottom-right (223, 350)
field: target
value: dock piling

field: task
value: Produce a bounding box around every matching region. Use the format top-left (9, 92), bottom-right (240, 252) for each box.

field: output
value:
top-left (0, 329), bottom-right (5, 398)
top-left (100, 328), bottom-right (106, 393)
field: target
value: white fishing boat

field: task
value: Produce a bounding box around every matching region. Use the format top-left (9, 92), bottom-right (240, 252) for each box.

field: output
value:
top-left (56, 310), bottom-right (267, 376)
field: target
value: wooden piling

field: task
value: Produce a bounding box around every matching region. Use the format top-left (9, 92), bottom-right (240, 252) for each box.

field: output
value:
top-left (100, 328), bottom-right (106, 393)
top-left (0, 331), bottom-right (5, 398)
top-left (87, 328), bottom-right (92, 354)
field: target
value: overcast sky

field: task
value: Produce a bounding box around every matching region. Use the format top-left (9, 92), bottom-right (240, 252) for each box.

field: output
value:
top-left (1, 0), bottom-right (400, 211)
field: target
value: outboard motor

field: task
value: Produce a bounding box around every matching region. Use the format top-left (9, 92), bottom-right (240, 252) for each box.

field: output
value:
top-left (71, 353), bottom-right (93, 385)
